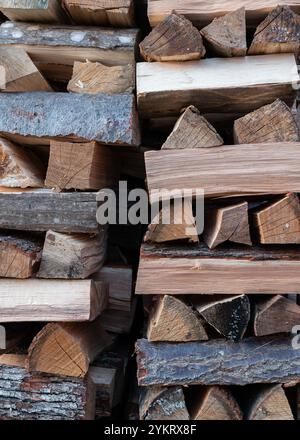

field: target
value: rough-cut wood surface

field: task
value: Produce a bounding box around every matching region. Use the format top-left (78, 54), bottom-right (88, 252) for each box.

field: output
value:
top-left (37, 230), bottom-right (106, 279)
top-left (0, 232), bottom-right (42, 278)
top-left (137, 54), bottom-right (298, 118)
top-left (136, 336), bottom-right (300, 386)
top-left (200, 8), bottom-right (247, 57)
top-left (0, 0), bottom-right (68, 23)
top-left (145, 143), bottom-right (300, 202)
top-left (27, 320), bottom-right (112, 378)
top-left (67, 61), bottom-right (134, 94)
top-left (147, 1), bottom-right (300, 28)
top-left (246, 385), bottom-right (294, 420)
top-left (254, 295), bottom-right (300, 336)
top-left (0, 354), bottom-right (95, 420)
top-left (140, 386), bottom-right (189, 420)
top-left (253, 193), bottom-right (300, 244)
top-left (0, 189), bottom-right (98, 233)
top-left (161, 106), bottom-right (223, 150)
top-left (190, 386), bottom-right (243, 420)
top-left (63, 0), bottom-right (135, 27)
top-left (0, 138), bottom-right (45, 188)
top-left (140, 12), bottom-right (205, 62)
top-left (203, 202), bottom-right (251, 249)
top-left (0, 92), bottom-right (140, 147)
top-left (249, 5), bottom-right (300, 55)
top-left (147, 295), bottom-right (208, 342)
top-left (136, 242), bottom-right (300, 295)
top-left (0, 279), bottom-right (108, 322)
top-left (234, 100), bottom-right (299, 144)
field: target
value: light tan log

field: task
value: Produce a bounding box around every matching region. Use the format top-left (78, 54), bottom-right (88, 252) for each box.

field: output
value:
top-left (200, 8), bottom-right (247, 57)
top-left (161, 106), bottom-right (223, 150)
top-left (246, 385), bottom-right (294, 420)
top-left (234, 100), bottom-right (299, 144)
top-left (27, 319), bottom-right (112, 378)
top-left (0, 279), bottom-right (108, 322)
top-left (140, 386), bottom-right (189, 420)
top-left (0, 0), bottom-right (67, 23)
top-left (139, 12), bottom-right (205, 62)
top-left (249, 5), bottom-right (300, 55)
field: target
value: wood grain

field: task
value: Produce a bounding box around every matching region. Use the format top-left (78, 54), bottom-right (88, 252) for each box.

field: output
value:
top-left (0, 0), bottom-right (68, 23)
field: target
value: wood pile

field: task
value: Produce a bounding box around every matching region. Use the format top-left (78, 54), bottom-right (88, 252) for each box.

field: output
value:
top-left (135, 3), bottom-right (300, 421)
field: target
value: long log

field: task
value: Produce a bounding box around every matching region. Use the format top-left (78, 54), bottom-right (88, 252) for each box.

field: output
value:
top-left (137, 54), bottom-right (298, 118)
top-left (136, 336), bottom-right (300, 386)
top-left (0, 0), bottom-right (68, 23)
top-left (0, 92), bottom-right (140, 147)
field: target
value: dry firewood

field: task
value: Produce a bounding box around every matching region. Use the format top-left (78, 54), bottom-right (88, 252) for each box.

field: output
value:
top-left (200, 8), bottom-right (247, 57)
top-left (139, 12), bottom-right (206, 62)
top-left (246, 385), bottom-right (294, 420)
top-left (139, 386), bottom-right (189, 420)
top-left (89, 366), bottom-right (117, 418)
top-left (101, 297), bottom-right (137, 334)
top-left (0, 0), bottom-right (68, 23)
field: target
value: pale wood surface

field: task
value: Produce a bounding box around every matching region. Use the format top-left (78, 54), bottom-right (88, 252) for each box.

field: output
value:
top-left (140, 386), bottom-right (189, 420)
top-left (0, 0), bottom-right (68, 23)
top-left (246, 385), bottom-right (294, 420)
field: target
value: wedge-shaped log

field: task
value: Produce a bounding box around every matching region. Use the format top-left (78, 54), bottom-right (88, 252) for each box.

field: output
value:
top-left (0, 0), bottom-right (67, 23)
top-left (140, 386), bottom-right (189, 420)
top-left (0, 232), bottom-right (42, 278)
top-left (136, 242), bottom-right (300, 295)
top-left (200, 8), bottom-right (247, 57)
top-left (0, 354), bottom-right (95, 420)
top-left (161, 106), bottom-right (223, 150)
top-left (67, 61), bottom-right (135, 94)
top-left (63, 0), bottom-right (135, 27)
top-left (137, 54), bottom-right (298, 118)
top-left (147, 295), bottom-right (208, 342)
top-left (136, 336), bottom-right (300, 386)
top-left (37, 230), bottom-right (106, 279)
top-left (234, 100), bottom-right (299, 144)
top-left (145, 143), bottom-right (300, 202)
top-left (0, 279), bottom-right (108, 322)
top-left (249, 6), bottom-right (300, 55)
top-left (27, 320), bottom-right (112, 378)
top-left (0, 92), bottom-right (140, 147)
top-left (0, 189), bottom-right (98, 233)
top-left (253, 193), bottom-right (300, 244)
top-left (246, 385), bottom-right (294, 420)
top-left (0, 22), bottom-right (139, 82)
top-left (147, 1), bottom-right (300, 28)
top-left (140, 12), bottom-right (205, 62)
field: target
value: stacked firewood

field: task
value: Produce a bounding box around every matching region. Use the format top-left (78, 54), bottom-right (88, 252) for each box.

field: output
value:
top-left (135, 4), bottom-right (300, 420)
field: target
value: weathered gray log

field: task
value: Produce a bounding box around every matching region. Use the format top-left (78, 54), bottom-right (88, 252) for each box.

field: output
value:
top-left (0, 189), bottom-right (98, 233)
top-left (136, 336), bottom-right (300, 386)
top-left (0, 92), bottom-right (140, 147)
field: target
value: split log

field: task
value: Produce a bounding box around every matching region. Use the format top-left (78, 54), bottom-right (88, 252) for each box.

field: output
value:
top-left (0, 232), bottom-right (42, 278)
top-left (200, 8), bottom-right (247, 57)
top-left (140, 386), bottom-right (189, 420)
top-left (234, 100), bottom-right (299, 144)
top-left (0, 189), bottom-right (98, 233)
top-left (137, 54), bottom-right (298, 118)
top-left (147, 295), bottom-right (208, 342)
top-left (249, 6), bottom-right (300, 55)
top-left (253, 193), bottom-right (300, 244)
top-left (101, 297), bottom-right (136, 334)
top-left (136, 242), bottom-right (300, 295)
top-left (0, 92), bottom-right (140, 147)
top-left (37, 230), bottom-right (107, 279)
top-left (67, 61), bottom-right (135, 94)
top-left (63, 0), bottom-right (135, 27)
top-left (145, 143), bottom-right (300, 203)
top-left (192, 295), bottom-right (250, 341)
top-left (190, 386), bottom-right (243, 420)
top-left (147, 1), bottom-right (300, 28)
top-left (246, 385), bottom-right (294, 420)
top-left (0, 47), bottom-right (52, 92)
top-left (45, 141), bottom-right (120, 190)
top-left (139, 12), bottom-right (205, 62)
top-left (136, 336), bottom-right (300, 386)
top-left (0, 279), bottom-right (108, 322)
top-left (0, 22), bottom-right (139, 82)
top-left (89, 366), bottom-right (117, 418)
top-left (161, 106), bottom-right (223, 150)
top-left (0, 0), bottom-right (67, 23)
top-left (254, 295), bottom-right (300, 336)
top-left (0, 138), bottom-right (45, 188)
top-left (203, 202), bottom-right (251, 249)
top-left (0, 354), bottom-right (95, 420)
top-left (27, 320), bottom-right (112, 378)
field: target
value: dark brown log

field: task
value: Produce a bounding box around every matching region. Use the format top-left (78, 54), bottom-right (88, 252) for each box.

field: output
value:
top-left (89, 366), bottom-right (117, 419)
top-left (246, 384), bottom-right (294, 420)
top-left (101, 297), bottom-right (137, 334)
top-left (136, 336), bottom-right (300, 386)
top-left (139, 386), bottom-right (189, 420)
